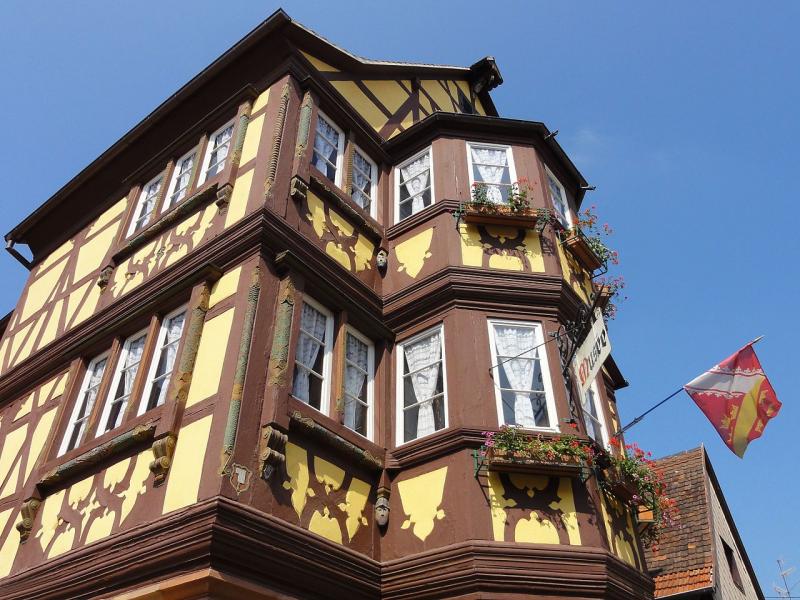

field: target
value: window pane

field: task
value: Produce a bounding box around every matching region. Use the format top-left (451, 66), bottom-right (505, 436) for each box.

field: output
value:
top-left (144, 311), bottom-right (186, 412)
top-left (344, 332), bottom-right (371, 437)
top-left (352, 150), bottom-right (373, 211)
top-left (471, 146), bottom-right (511, 204)
top-left (398, 151), bottom-right (432, 219)
top-left (167, 153), bottom-right (195, 207)
top-left (63, 356), bottom-right (107, 453)
top-left (401, 330), bottom-right (444, 441)
top-left (292, 303), bottom-right (329, 410)
top-left (313, 115), bottom-right (340, 182)
top-left (102, 334), bottom-right (146, 433)
top-left (547, 173), bottom-right (569, 224)
top-left (206, 124), bottom-right (233, 179)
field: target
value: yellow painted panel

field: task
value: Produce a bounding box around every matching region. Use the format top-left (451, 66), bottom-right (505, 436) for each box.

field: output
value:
top-left (87, 197), bottom-right (127, 237)
top-left (522, 230), bottom-right (545, 272)
top-left (458, 223), bottom-right (483, 267)
top-left (120, 451), bottom-right (152, 524)
top-left (70, 282), bottom-right (101, 328)
top-left (185, 309), bottom-right (234, 407)
top-left (251, 87), bottom-right (271, 114)
top-left (554, 477), bottom-right (581, 545)
top-left (74, 223), bottom-right (119, 282)
top-left (352, 234), bottom-right (374, 272)
top-left (397, 466), bottom-right (447, 542)
top-left (36, 239), bottom-right (74, 274)
top-left (37, 298), bottom-right (63, 350)
top-left (36, 488), bottom-right (68, 559)
top-left (487, 471), bottom-right (516, 541)
top-left (13, 393), bottom-right (34, 421)
top-left (282, 442), bottom-right (311, 519)
top-left (328, 210), bottom-right (354, 237)
top-left (13, 314), bottom-right (46, 368)
top-left (421, 80), bottom-right (456, 113)
top-left (308, 507), bottom-right (343, 544)
top-left (314, 457), bottom-right (345, 494)
top-left (515, 512), bottom-right (559, 544)
top-left (488, 252), bottom-right (524, 271)
top-left (208, 266), bottom-right (242, 309)
top-left (0, 507), bottom-right (19, 577)
top-left (239, 114), bottom-right (264, 166)
top-left (224, 169), bottom-right (253, 229)
top-left (330, 81), bottom-right (386, 132)
top-left (0, 424), bottom-right (28, 499)
top-left (64, 280), bottom-right (93, 325)
top-left (19, 259), bottom-right (66, 321)
top-left (23, 407), bottom-right (57, 485)
top-left (338, 477), bottom-right (370, 542)
top-left (362, 80), bottom-right (409, 114)
top-left (162, 414), bottom-right (213, 513)
top-left (300, 51), bottom-right (339, 72)
top-left (395, 228), bottom-right (434, 278)
top-left (474, 95), bottom-right (486, 115)
top-left (306, 191), bottom-right (327, 238)
top-left (325, 242), bottom-right (351, 270)
top-left (191, 204), bottom-right (217, 248)
top-left (7, 321), bottom-right (32, 365)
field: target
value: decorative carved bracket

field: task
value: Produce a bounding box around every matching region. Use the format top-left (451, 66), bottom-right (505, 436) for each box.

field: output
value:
top-left (289, 176), bottom-right (308, 203)
top-left (215, 183), bottom-right (233, 212)
top-left (259, 425), bottom-right (288, 481)
top-left (98, 264), bottom-right (115, 290)
top-left (149, 434), bottom-right (177, 486)
top-left (15, 498), bottom-right (41, 543)
top-left (289, 411), bottom-right (383, 472)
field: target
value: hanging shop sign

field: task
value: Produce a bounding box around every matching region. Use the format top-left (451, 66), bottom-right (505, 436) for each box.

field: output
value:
top-left (572, 309), bottom-right (611, 395)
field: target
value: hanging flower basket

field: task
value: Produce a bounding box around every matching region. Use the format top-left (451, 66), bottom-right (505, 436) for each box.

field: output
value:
top-left (561, 228), bottom-right (605, 272)
top-left (601, 466), bottom-right (640, 504)
top-left (635, 506), bottom-right (656, 535)
top-left (485, 446), bottom-right (586, 478)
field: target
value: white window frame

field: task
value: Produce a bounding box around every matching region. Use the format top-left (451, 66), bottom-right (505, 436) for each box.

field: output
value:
top-left (198, 120), bottom-right (235, 185)
top-left (343, 326), bottom-right (375, 440)
top-left (127, 174), bottom-right (163, 236)
top-left (58, 352), bottom-right (109, 456)
top-left (544, 165), bottom-right (572, 228)
top-left (394, 146), bottom-right (435, 224)
top-left (582, 379), bottom-right (610, 447)
top-left (163, 149), bottom-right (197, 210)
top-left (137, 306), bottom-right (187, 416)
top-left (312, 110), bottom-right (346, 187)
top-left (95, 329), bottom-right (148, 437)
top-left (291, 296), bottom-right (335, 415)
top-left (350, 143), bottom-right (378, 219)
top-left (487, 319), bottom-right (559, 432)
top-left (466, 141), bottom-right (517, 204)
top-left (395, 324), bottom-right (449, 445)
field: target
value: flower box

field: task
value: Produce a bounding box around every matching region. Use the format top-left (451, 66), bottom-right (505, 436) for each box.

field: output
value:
top-left (635, 506), bottom-right (656, 534)
top-left (485, 447), bottom-right (585, 478)
top-left (594, 284), bottom-right (613, 311)
top-left (602, 467), bottom-right (639, 504)
top-left (462, 204), bottom-right (544, 229)
top-left (561, 229), bottom-right (605, 272)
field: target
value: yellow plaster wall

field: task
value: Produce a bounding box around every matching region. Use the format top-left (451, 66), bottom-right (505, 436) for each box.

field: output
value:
top-left (301, 51), bottom-right (339, 72)
top-left (394, 228), bottom-right (433, 278)
top-left (304, 191), bottom-right (375, 273)
top-left (330, 81), bottom-right (387, 132)
top-left (239, 115), bottom-right (264, 166)
top-left (0, 425), bottom-right (28, 499)
top-left (208, 266), bottom-right (242, 309)
top-left (600, 495), bottom-right (640, 567)
top-left (185, 309), bottom-right (234, 407)
top-left (283, 442), bottom-right (312, 519)
top-left (397, 466), bottom-right (447, 542)
top-left (0, 507), bottom-right (19, 577)
top-left (224, 168), bottom-right (254, 229)
top-left (251, 88), bottom-right (271, 114)
top-left (162, 415), bottom-right (214, 514)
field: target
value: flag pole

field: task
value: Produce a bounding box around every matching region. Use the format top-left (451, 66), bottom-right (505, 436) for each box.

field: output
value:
top-left (749, 335), bottom-right (765, 346)
top-left (610, 387), bottom-right (684, 440)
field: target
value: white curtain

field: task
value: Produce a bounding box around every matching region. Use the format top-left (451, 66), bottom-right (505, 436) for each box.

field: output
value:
top-left (292, 304), bottom-right (327, 403)
top-left (471, 147), bottom-right (507, 204)
top-left (404, 331), bottom-right (441, 438)
top-left (313, 118), bottom-right (339, 173)
top-left (344, 336), bottom-right (369, 429)
top-left (211, 126), bottom-right (232, 168)
top-left (400, 153), bottom-right (431, 214)
top-left (494, 326), bottom-right (536, 428)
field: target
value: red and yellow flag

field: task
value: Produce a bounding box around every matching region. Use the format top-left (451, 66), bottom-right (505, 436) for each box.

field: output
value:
top-left (684, 343), bottom-right (781, 457)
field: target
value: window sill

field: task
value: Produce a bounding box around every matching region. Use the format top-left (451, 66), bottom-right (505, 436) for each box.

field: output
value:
top-left (306, 168), bottom-right (383, 244)
top-left (40, 409), bottom-right (162, 493)
top-left (386, 199), bottom-right (458, 240)
top-left (287, 397), bottom-right (384, 472)
top-left (113, 182), bottom-right (219, 265)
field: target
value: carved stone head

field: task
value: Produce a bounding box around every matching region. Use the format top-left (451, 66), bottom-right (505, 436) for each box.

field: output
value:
top-left (375, 496), bottom-right (390, 528)
top-left (376, 249), bottom-right (388, 271)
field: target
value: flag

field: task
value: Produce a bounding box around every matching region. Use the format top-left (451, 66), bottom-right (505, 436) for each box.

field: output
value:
top-left (684, 342), bottom-right (781, 457)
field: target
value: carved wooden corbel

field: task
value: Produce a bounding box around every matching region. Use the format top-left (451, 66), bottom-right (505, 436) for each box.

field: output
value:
top-left (258, 425), bottom-right (288, 481)
top-left (215, 182), bottom-right (233, 212)
top-left (16, 498), bottom-right (41, 543)
top-left (289, 176), bottom-right (308, 203)
top-left (97, 264), bottom-right (115, 290)
top-left (149, 434), bottom-right (177, 486)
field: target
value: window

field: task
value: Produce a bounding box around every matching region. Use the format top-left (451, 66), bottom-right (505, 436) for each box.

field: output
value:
top-left (164, 149), bottom-right (196, 209)
top-left (96, 331), bottom-right (147, 435)
top-left (467, 142), bottom-right (516, 204)
top-left (722, 539), bottom-right (744, 590)
top-left (292, 299), bottom-right (334, 413)
top-left (395, 147), bottom-right (433, 222)
top-left (128, 175), bottom-right (162, 235)
top-left (488, 320), bottom-right (557, 429)
top-left (343, 328), bottom-right (374, 439)
top-left (545, 167), bottom-right (571, 228)
top-left (312, 111), bottom-right (345, 186)
top-left (582, 381), bottom-right (608, 446)
top-left (59, 353), bottom-right (108, 455)
top-left (351, 145), bottom-right (377, 217)
top-left (397, 326), bottom-right (447, 443)
top-left (199, 120), bottom-right (234, 184)
top-left (139, 308), bottom-right (186, 414)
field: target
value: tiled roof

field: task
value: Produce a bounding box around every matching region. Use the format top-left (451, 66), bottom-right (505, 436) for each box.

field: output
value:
top-left (644, 447), bottom-right (714, 597)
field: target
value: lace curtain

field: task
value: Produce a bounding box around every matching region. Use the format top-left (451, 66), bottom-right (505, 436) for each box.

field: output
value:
top-left (352, 152), bottom-right (372, 209)
top-left (344, 335), bottom-right (369, 430)
top-left (400, 152), bottom-right (431, 214)
top-left (471, 147), bottom-right (507, 204)
top-left (313, 117), bottom-right (339, 176)
top-left (292, 304), bottom-right (327, 403)
top-left (494, 325), bottom-right (537, 427)
top-left (404, 331), bottom-right (441, 438)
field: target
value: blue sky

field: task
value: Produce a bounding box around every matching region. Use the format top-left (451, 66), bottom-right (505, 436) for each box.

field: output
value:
top-left (1, 1), bottom-right (797, 591)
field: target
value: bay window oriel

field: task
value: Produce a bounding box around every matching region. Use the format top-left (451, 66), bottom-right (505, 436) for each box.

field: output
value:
top-left (488, 319), bottom-right (558, 430)
top-left (396, 325), bottom-right (448, 444)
